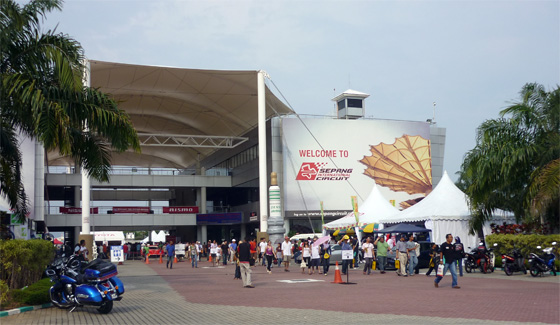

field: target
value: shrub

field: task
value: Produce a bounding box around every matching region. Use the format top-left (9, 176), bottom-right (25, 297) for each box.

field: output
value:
top-left (10, 278), bottom-right (51, 306)
top-left (486, 234), bottom-right (560, 268)
top-left (0, 239), bottom-right (55, 289)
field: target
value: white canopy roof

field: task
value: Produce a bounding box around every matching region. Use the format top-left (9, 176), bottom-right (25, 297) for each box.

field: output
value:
top-left (380, 171), bottom-right (470, 223)
top-left (323, 184), bottom-right (399, 230)
top-left (48, 60), bottom-right (294, 169)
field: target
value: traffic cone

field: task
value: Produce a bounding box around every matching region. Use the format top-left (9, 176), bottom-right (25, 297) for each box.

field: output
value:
top-left (174, 256), bottom-right (178, 264)
top-left (209, 255), bottom-right (212, 262)
top-left (332, 261), bottom-right (343, 284)
top-left (159, 254), bottom-right (163, 264)
top-left (145, 255), bottom-right (150, 264)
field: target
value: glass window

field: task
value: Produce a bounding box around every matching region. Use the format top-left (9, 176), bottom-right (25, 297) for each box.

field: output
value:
top-left (337, 99), bottom-right (346, 110)
top-left (347, 98), bottom-right (363, 108)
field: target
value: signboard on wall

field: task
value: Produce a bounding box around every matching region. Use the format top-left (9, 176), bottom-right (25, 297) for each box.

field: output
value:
top-left (163, 206), bottom-right (199, 214)
top-left (282, 118), bottom-right (432, 216)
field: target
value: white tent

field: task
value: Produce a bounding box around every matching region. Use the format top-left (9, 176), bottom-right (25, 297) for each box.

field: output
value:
top-left (323, 184), bottom-right (400, 231)
top-left (92, 231), bottom-right (125, 244)
top-left (380, 171), bottom-right (480, 249)
top-left (142, 230), bottom-right (168, 243)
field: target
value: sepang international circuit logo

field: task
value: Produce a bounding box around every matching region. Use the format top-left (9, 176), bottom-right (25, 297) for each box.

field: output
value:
top-left (296, 162), bottom-right (353, 181)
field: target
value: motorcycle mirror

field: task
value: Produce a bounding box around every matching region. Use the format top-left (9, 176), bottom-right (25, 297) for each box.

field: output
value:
top-left (536, 246), bottom-right (542, 249)
top-left (552, 242), bottom-right (557, 246)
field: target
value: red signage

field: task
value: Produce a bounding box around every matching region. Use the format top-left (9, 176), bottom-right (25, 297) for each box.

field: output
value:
top-left (163, 206), bottom-right (199, 214)
top-left (59, 207), bottom-right (98, 214)
top-left (112, 207), bottom-right (151, 214)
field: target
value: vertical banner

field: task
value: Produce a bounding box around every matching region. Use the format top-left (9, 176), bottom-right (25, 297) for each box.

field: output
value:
top-left (320, 201), bottom-right (324, 225)
top-left (351, 196), bottom-right (359, 224)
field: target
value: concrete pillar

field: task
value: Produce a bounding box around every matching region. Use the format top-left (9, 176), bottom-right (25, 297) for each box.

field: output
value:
top-left (257, 71), bottom-right (268, 232)
top-left (33, 141), bottom-right (44, 221)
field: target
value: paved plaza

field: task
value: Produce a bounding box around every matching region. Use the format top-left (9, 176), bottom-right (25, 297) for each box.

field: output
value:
top-left (3, 258), bottom-right (559, 324)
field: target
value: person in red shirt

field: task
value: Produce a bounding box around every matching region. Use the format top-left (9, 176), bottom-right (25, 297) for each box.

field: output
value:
top-left (123, 243), bottom-right (129, 260)
top-left (249, 239), bottom-right (257, 265)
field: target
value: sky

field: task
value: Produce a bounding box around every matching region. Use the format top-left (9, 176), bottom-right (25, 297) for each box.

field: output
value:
top-left (39, 0), bottom-right (559, 182)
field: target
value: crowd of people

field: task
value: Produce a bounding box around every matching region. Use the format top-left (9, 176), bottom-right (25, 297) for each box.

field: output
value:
top-left (55, 231), bottom-right (468, 290)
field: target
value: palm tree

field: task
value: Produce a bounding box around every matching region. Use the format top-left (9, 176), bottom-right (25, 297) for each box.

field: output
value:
top-left (1, 0), bottom-right (140, 220)
top-left (458, 83), bottom-right (559, 234)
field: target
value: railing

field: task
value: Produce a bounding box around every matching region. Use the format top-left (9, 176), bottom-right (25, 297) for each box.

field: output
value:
top-left (45, 205), bottom-right (233, 215)
top-left (46, 166), bottom-right (231, 176)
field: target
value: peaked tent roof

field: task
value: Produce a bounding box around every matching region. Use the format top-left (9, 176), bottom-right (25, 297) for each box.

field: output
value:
top-left (323, 184), bottom-right (400, 230)
top-left (380, 171), bottom-right (470, 223)
top-left (47, 60), bottom-right (294, 169)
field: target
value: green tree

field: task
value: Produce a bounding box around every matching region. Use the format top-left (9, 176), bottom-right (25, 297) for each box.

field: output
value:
top-left (0, 0), bottom-right (140, 220)
top-left (458, 83), bottom-right (560, 234)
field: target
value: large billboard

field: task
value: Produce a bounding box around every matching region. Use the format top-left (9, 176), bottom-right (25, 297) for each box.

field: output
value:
top-left (282, 118), bottom-right (432, 219)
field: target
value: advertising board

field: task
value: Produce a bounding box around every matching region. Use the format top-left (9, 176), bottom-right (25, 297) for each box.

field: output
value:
top-left (282, 118), bottom-right (432, 218)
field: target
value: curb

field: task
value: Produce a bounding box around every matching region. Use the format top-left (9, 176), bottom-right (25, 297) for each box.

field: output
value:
top-left (0, 303), bottom-right (52, 318)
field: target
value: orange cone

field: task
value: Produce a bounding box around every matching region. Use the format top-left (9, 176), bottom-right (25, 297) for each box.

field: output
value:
top-left (332, 261), bottom-right (343, 284)
top-left (174, 256), bottom-right (178, 264)
top-left (159, 254), bottom-right (163, 264)
top-left (145, 254), bottom-right (150, 264)
top-left (209, 255), bottom-right (212, 262)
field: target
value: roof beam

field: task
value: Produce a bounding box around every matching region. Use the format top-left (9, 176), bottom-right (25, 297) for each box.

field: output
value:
top-left (137, 133), bottom-right (249, 148)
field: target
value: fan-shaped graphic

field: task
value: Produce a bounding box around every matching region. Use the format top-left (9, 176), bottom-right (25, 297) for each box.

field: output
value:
top-left (359, 134), bottom-right (432, 195)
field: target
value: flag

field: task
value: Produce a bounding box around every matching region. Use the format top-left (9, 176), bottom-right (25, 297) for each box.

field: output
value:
top-left (351, 196), bottom-right (359, 224)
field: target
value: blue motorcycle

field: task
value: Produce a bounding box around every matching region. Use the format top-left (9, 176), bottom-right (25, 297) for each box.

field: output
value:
top-left (528, 242), bottom-right (557, 277)
top-left (45, 255), bottom-right (124, 314)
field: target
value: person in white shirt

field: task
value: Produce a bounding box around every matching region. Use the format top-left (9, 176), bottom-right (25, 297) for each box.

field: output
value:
top-left (362, 237), bottom-right (375, 275)
top-left (387, 234), bottom-right (396, 249)
top-left (310, 236), bottom-right (321, 275)
top-left (259, 238), bottom-right (267, 266)
top-left (281, 236), bottom-right (292, 272)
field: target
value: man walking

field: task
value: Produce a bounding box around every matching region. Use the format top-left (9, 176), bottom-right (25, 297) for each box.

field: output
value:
top-left (238, 238), bottom-right (254, 288)
top-left (434, 234), bottom-right (461, 289)
top-left (374, 235), bottom-right (389, 274)
top-left (281, 236), bottom-right (292, 272)
top-left (259, 238), bottom-right (267, 266)
top-left (166, 240), bottom-right (175, 269)
top-left (395, 235), bottom-right (408, 276)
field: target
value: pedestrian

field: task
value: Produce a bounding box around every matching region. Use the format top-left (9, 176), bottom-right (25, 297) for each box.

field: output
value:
top-left (310, 236), bottom-right (321, 275)
top-left (338, 235), bottom-right (352, 275)
top-left (301, 241), bottom-right (311, 274)
top-left (123, 242), bottom-right (129, 260)
top-left (166, 240), bottom-right (175, 269)
top-left (238, 237), bottom-right (254, 288)
top-left (425, 243), bottom-right (439, 276)
top-left (276, 243), bottom-right (283, 267)
top-left (265, 240), bottom-right (274, 274)
top-left (249, 238), bottom-right (257, 266)
top-left (406, 235), bottom-right (419, 276)
top-left (281, 236), bottom-right (292, 272)
top-left (395, 235), bottom-right (408, 276)
top-left (259, 238), bottom-right (267, 266)
top-left (321, 241), bottom-right (331, 276)
top-left (230, 239), bottom-right (237, 263)
top-left (387, 234), bottom-right (396, 249)
top-left (434, 233), bottom-right (461, 289)
top-left (220, 241), bottom-right (228, 265)
top-left (374, 235), bottom-right (389, 274)
top-left (362, 237), bottom-right (375, 275)
top-left (189, 242), bottom-right (198, 268)
top-left (76, 239), bottom-right (89, 261)
top-left (454, 236), bottom-right (465, 277)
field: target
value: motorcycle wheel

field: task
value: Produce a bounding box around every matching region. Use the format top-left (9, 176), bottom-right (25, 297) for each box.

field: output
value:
top-left (465, 261), bottom-right (473, 273)
top-left (97, 300), bottom-right (113, 314)
top-left (529, 266), bottom-right (540, 277)
top-left (504, 265), bottom-right (513, 276)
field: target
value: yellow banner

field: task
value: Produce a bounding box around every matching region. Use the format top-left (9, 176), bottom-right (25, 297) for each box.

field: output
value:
top-left (351, 196), bottom-right (359, 224)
